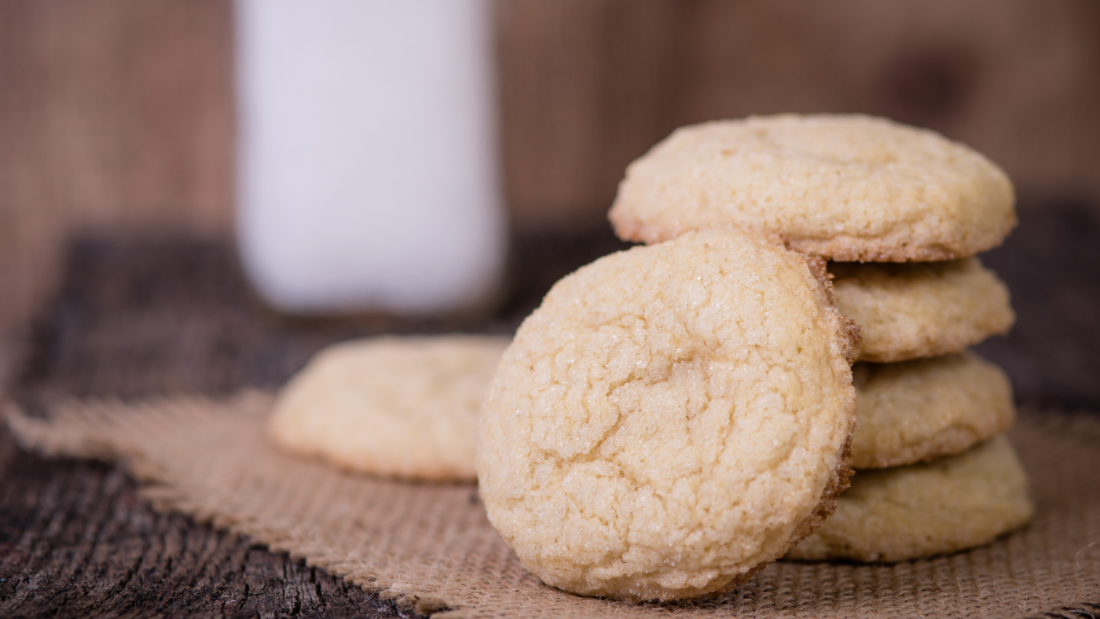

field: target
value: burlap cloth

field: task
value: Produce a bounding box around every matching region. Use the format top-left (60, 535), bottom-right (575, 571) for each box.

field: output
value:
top-left (6, 393), bottom-right (1100, 619)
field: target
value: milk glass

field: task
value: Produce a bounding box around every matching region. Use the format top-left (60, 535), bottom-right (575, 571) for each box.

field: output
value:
top-left (235, 0), bottom-right (505, 315)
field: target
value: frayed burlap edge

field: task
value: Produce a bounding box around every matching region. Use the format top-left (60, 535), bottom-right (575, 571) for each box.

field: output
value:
top-left (6, 393), bottom-right (1100, 619)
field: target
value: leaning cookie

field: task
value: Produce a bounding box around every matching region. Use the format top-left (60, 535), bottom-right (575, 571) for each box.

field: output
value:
top-left (269, 335), bottom-right (509, 482)
top-left (477, 227), bottom-right (859, 602)
top-left (850, 352), bottom-right (1016, 469)
top-left (785, 436), bottom-right (1034, 563)
top-left (609, 114), bottom-right (1015, 262)
top-left (831, 258), bottom-right (1014, 363)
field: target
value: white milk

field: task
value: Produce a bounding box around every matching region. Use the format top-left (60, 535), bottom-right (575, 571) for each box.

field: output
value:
top-left (235, 0), bottom-right (505, 315)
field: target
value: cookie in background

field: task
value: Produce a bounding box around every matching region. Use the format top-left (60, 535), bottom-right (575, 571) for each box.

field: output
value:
top-left (268, 335), bottom-right (509, 482)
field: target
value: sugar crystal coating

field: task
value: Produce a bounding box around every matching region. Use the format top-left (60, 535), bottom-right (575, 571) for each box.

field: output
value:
top-left (270, 335), bottom-right (509, 481)
top-left (610, 114), bottom-right (1016, 262)
top-left (477, 228), bottom-right (857, 601)
top-left (850, 352), bottom-right (1016, 469)
top-left (831, 258), bottom-right (1014, 362)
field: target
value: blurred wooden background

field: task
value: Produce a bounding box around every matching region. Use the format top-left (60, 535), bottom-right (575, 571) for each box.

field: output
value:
top-left (2, 0), bottom-right (1100, 373)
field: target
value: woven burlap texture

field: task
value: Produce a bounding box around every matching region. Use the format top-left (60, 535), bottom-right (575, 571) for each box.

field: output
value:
top-left (7, 392), bottom-right (1100, 619)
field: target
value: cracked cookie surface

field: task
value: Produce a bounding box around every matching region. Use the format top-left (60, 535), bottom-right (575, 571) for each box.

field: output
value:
top-left (269, 335), bottom-right (509, 481)
top-left (476, 227), bottom-right (858, 601)
top-left (850, 352), bottom-right (1016, 469)
top-left (831, 258), bottom-right (1014, 362)
top-left (786, 436), bottom-right (1034, 563)
top-left (609, 114), bottom-right (1016, 262)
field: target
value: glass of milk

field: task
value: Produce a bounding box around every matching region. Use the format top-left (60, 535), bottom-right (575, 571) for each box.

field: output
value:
top-left (235, 0), bottom-right (506, 316)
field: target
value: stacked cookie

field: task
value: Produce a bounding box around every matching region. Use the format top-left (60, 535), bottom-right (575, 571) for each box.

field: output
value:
top-left (269, 335), bottom-right (510, 481)
top-left (609, 114), bottom-right (1033, 563)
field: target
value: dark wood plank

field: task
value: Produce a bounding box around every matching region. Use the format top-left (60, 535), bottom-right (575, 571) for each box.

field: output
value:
top-left (0, 427), bottom-right (422, 619)
top-left (974, 201), bottom-right (1100, 409)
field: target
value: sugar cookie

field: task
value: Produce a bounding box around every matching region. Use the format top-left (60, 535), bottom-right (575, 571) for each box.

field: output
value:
top-left (609, 114), bottom-right (1015, 262)
top-left (269, 335), bottom-right (509, 481)
top-left (786, 436), bottom-right (1034, 562)
top-left (831, 258), bottom-right (1014, 362)
top-left (477, 227), bottom-right (858, 601)
top-left (850, 352), bottom-right (1015, 469)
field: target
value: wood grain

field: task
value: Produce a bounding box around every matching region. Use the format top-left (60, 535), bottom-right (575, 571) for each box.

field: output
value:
top-left (0, 431), bottom-right (419, 618)
top-left (0, 0), bottom-right (234, 346)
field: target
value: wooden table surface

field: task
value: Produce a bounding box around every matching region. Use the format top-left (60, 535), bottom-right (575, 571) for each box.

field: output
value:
top-left (2, 205), bottom-right (1099, 618)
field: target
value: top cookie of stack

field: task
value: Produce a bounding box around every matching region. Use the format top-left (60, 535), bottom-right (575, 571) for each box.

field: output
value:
top-left (610, 114), bottom-right (1015, 262)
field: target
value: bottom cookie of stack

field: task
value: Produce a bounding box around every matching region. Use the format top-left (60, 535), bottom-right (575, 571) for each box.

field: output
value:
top-left (785, 436), bottom-right (1034, 563)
